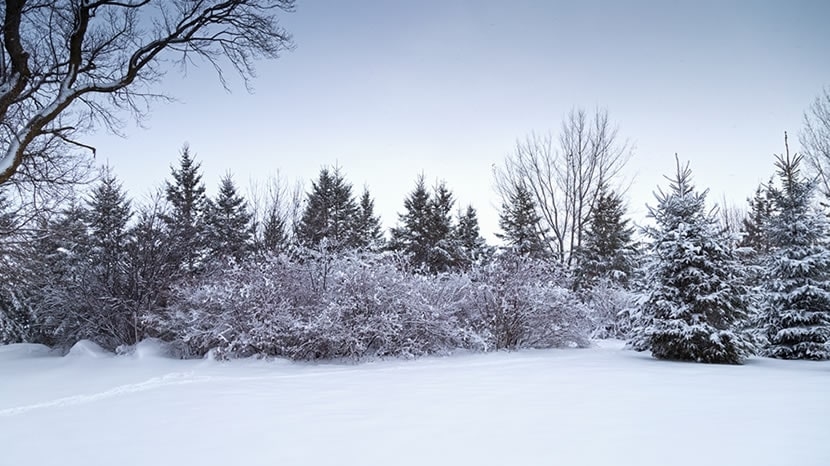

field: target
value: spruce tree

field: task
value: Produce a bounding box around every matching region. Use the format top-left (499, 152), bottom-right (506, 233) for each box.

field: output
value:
top-left (573, 186), bottom-right (636, 289)
top-left (740, 181), bottom-right (775, 255)
top-left (428, 181), bottom-right (459, 271)
top-left (205, 174), bottom-right (253, 262)
top-left (83, 168), bottom-right (136, 346)
top-left (124, 193), bottom-right (176, 328)
top-left (296, 166), bottom-right (359, 252)
top-left (86, 167), bottom-right (132, 291)
top-left (261, 205), bottom-right (288, 254)
top-left (454, 204), bottom-right (488, 269)
top-left (0, 191), bottom-right (35, 343)
top-left (163, 145), bottom-right (208, 275)
top-left (497, 184), bottom-right (549, 259)
top-left (390, 175), bottom-right (432, 270)
top-left (630, 158), bottom-right (754, 364)
top-left (390, 176), bottom-right (459, 273)
top-left (354, 187), bottom-right (384, 251)
top-left (760, 147), bottom-right (830, 360)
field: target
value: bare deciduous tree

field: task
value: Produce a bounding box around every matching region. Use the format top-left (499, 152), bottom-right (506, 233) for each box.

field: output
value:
top-left (0, 0), bottom-right (295, 186)
top-left (801, 86), bottom-right (830, 200)
top-left (495, 108), bottom-right (632, 264)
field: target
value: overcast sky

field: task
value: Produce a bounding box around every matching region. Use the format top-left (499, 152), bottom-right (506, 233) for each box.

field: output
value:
top-left (87, 0), bottom-right (830, 240)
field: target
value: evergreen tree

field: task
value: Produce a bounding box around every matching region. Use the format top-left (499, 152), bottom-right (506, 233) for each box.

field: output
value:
top-left (391, 175), bottom-right (432, 270)
top-left (163, 145), bottom-right (208, 275)
top-left (760, 148), bottom-right (830, 360)
top-left (354, 187), bottom-right (384, 251)
top-left (573, 186), bottom-right (636, 289)
top-left (86, 168), bottom-right (132, 290)
top-left (261, 205), bottom-right (288, 254)
top-left (82, 168), bottom-right (136, 346)
top-left (205, 174), bottom-right (253, 262)
top-left (497, 184), bottom-right (549, 259)
top-left (28, 199), bottom-right (92, 347)
top-left (630, 158), bottom-right (754, 364)
top-left (390, 176), bottom-right (459, 273)
top-left (297, 167), bottom-right (359, 252)
top-left (454, 204), bottom-right (488, 269)
top-left (124, 192), bottom-right (176, 338)
top-left (0, 191), bottom-right (36, 343)
top-left (429, 181), bottom-right (459, 271)
top-left (739, 181), bottom-right (775, 255)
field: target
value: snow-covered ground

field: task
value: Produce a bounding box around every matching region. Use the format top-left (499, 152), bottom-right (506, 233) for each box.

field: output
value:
top-left (1, 340), bottom-right (827, 466)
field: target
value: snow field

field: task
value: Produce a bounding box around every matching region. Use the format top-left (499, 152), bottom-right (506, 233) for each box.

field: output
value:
top-left (1, 340), bottom-right (827, 466)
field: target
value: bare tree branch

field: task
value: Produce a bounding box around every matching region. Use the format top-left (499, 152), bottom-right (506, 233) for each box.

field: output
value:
top-left (495, 108), bottom-right (632, 265)
top-left (800, 86), bottom-right (830, 201)
top-left (0, 0), bottom-right (295, 186)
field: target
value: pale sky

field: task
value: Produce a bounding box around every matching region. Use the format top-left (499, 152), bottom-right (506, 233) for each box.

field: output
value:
top-left (87, 0), bottom-right (830, 241)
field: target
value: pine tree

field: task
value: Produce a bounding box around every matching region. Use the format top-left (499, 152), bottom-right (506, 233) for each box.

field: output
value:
top-left (0, 191), bottom-right (35, 343)
top-left (29, 199), bottom-right (92, 347)
top-left (497, 184), bottom-right (549, 259)
top-left (390, 176), bottom-right (459, 273)
top-left (573, 186), bottom-right (636, 290)
top-left (163, 145), bottom-right (208, 275)
top-left (760, 145), bottom-right (830, 360)
top-left (86, 167), bottom-right (132, 290)
top-left (261, 205), bottom-right (288, 254)
top-left (205, 174), bottom-right (253, 262)
top-left (630, 158), bottom-right (754, 364)
top-left (82, 167), bottom-right (136, 346)
top-left (354, 187), bottom-right (384, 251)
top-left (296, 167), bottom-right (359, 252)
top-left (124, 193), bottom-right (176, 332)
top-left (454, 204), bottom-right (488, 269)
top-left (428, 181), bottom-right (459, 271)
top-left (391, 175), bottom-right (432, 270)
top-left (740, 181), bottom-right (775, 255)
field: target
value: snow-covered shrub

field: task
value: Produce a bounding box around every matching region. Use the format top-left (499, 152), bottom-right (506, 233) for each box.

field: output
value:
top-left (153, 253), bottom-right (483, 360)
top-left (469, 256), bottom-right (591, 350)
top-left (149, 255), bottom-right (310, 358)
top-left (582, 279), bottom-right (638, 339)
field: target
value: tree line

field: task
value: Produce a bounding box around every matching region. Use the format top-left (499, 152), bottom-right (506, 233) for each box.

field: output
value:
top-left (1, 102), bottom-right (829, 364)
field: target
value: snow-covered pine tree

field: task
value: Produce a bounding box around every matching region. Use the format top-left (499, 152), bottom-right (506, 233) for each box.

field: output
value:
top-left (354, 187), bottom-right (384, 252)
top-left (163, 145), bottom-right (209, 275)
top-left (496, 183), bottom-right (549, 259)
top-left (454, 204), bottom-right (488, 269)
top-left (760, 143), bottom-right (830, 360)
top-left (0, 190), bottom-right (36, 343)
top-left (630, 157), bottom-right (754, 364)
top-left (205, 173), bottom-right (254, 262)
top-left (296, 166), bottom-right (359, 252)
top-left (573, 185), bottom-right (637, 290)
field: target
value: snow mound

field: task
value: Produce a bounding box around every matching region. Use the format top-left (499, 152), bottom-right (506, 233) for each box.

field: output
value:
top-left (66, 340), bottom-right (110, 359)
top-left (0, 343), bottom-right (53, 361)
top-left (118, 339), bottom-right (175, 360)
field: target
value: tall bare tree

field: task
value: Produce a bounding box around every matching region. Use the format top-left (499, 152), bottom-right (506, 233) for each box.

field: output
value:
top-left (801, 86), bottom-right (830, 200)
top-left (495, 108), bottom-right (631, 264)
top-left (0, 0), bottom-right (295, 186)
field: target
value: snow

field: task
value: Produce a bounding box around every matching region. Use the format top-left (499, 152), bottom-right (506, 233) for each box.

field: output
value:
top-left (1, 340), bottom-right (827, 466)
